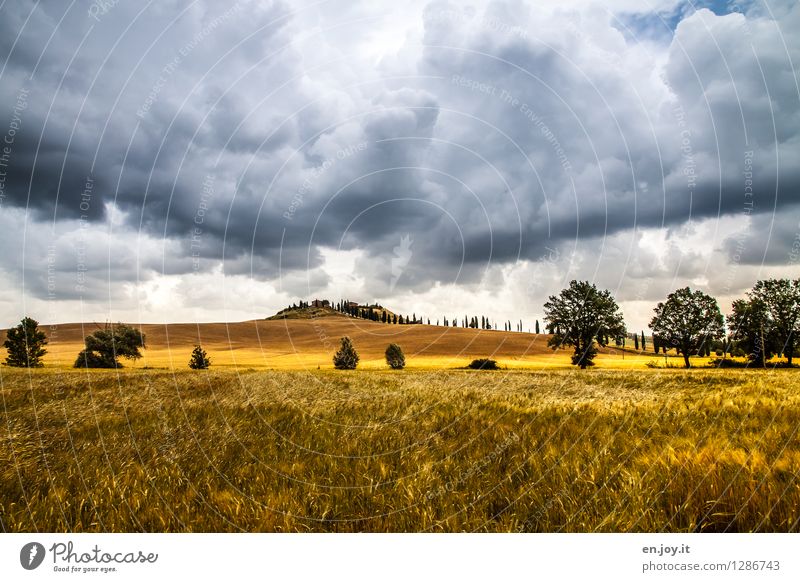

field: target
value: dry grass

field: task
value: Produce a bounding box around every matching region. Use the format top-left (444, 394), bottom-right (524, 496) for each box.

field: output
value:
top-left (1, 367), bottom-right (799, 532)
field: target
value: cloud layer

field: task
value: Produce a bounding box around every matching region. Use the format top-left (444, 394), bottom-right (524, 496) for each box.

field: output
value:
top-left (1, 0), bottom-right (798, 328)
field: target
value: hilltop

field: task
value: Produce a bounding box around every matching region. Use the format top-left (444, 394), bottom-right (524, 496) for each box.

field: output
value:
top-left (266, 305), bottom-right (343, 320)
top-left (267, 299), bottom-right (401, 323)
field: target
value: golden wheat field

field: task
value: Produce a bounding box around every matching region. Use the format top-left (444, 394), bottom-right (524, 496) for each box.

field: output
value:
top-left (1, 367), bottom-right (798, 532)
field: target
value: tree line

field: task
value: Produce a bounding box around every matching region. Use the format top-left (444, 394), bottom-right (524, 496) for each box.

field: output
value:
top-left (285, 298), bottom-right (547, 331)
top-left (543, 278), bottom-right (799, 369)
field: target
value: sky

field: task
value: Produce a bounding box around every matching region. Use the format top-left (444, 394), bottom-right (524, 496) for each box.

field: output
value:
top-left (0, 0), bottom-right (798, 331)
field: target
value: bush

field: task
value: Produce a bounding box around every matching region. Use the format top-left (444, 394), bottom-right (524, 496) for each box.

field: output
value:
top-left (708, 357), bottom-right (747, 368)
top-left (3, 317), bottom-right (48, 367)
top-left (333, 337), bottom-right (359, 370)
top-left (384, 343), bottom-right (405, 369)
top-left (468, 358), bottom-right (499, 370)
top-left (645, 359), bottom-right (683, 369)
top-left (708, 357), bottom-right (796, 369)
top-left (188, 345), bottom-right (211, 369)
top-left (74, 323), bottom-right (145, 368)
top-left (74, 349), bottom-right (118, 368)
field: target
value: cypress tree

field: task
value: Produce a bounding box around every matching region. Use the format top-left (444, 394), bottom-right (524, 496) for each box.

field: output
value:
top-left (333, 337), bottom-right (359, 370)
top-left (385, 343), bottom-right (405, 369)
top-left (3, 317), bottom-right (48, 367)
top-left (188, 345), bottom-right (211, 369)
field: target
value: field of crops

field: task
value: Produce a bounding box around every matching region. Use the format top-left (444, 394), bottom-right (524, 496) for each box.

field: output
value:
top-left (1, 368), bottom-right (798, 532)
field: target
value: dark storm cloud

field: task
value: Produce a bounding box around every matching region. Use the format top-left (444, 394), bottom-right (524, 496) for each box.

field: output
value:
top-left (1, 0), bottom-right (798, 302)
top-left (722, 205), bottom-right (800, 266)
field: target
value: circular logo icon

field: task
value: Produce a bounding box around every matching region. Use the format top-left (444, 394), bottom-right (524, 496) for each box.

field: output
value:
top-left (20, 542), bottom-right (46, 570)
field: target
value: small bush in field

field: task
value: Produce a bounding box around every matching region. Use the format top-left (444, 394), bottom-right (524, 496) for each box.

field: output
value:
top-left (468, 358), bottom-right (499, 370)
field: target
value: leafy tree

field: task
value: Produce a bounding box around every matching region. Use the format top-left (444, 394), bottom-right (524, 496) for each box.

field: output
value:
top-left (333, 336), bottom-right (359, 370)
top-left (3, 317), bottom-right (48, 367)
top-left (649, 287), bottom-right (724, 368)
top-left (728, 297), bottom-right (776, 366)
top-left (748, 278), bottom-right (800, 365)
top-left (384, 343), bottom-right (405, 369)
top-left (543, 280), bottom-right (626, 369)
top-left (74, 323), bottom-right (146, 368)
top-left (188, 345), bottom-right (211, 369)
top-left (634, 333), bottom-right (639, 350)
top-left (535, 320), bottom-right (540, 334)
top-left (641, 331), bottom-right (646, 351)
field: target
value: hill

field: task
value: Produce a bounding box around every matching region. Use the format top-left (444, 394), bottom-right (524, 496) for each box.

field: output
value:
top-left (0, 317), bottom-right (655, 370)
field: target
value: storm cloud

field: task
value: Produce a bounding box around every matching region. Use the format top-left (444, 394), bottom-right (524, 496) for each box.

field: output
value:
top-left (0, 0), bottom-right (798, 327)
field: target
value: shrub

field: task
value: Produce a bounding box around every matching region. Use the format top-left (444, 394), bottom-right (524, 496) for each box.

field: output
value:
top-left (188, 345), bottom-right (211, 369)
top-left (384, 343), bottom-right (405, 369)
top-left (3, 317), bottom-right (47, 367)
top-left (468, 358), bottom-right (499, 370)
top-left (333, 337), bottom-right (359, 370)
top-left (645, 359), bottom-right (684, 369)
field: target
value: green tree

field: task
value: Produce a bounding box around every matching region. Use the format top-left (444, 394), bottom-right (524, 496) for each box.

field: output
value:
top-left (188, 345), bottom-right (211, 369)
top-left (748, 278), bottom-right (800, 365)
top-left (543, 280), bottom-right (626, 369)
top-left (384, 343), bottom-right (405, 369)
top-left (3, 317), bottom-right (48, 367)
top-left (333, 336), bottom-right (359, 370)
top-left (641, 331), bottom-right (646, 351)
top-left (535, 320), bottom-right (540, 334)
top-left (649, 287), bottom-right (724, 368)
top-left (728, 297), bottom-right (775, 366)
top-left (74, 323), bottom-right (146, 368)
